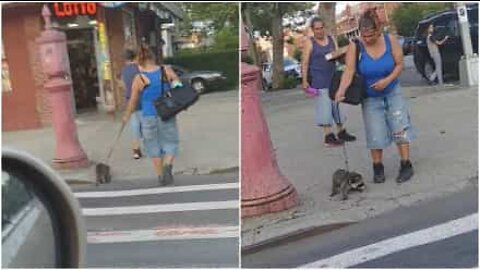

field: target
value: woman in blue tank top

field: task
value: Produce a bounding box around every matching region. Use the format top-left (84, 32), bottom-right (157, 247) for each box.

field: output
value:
top-left (301, 17), bottom-right (356, 147)
top-left (334, 9), bottom-right (416, 184)
top-left (123, 45), bottom-right (181, 186)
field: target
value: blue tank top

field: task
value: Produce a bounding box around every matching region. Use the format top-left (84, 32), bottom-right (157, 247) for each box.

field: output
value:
top-left (308, 36), bottom-right (336, 89)
top-left (358, 33), bottom-right (399, 98)
top-left (140, 68), bottom-right (171, 116)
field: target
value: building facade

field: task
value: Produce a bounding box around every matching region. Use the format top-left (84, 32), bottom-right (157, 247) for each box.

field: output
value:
top-left (336, 3), bottom-right (401, 39)
top-left (2, 3), bottom-right (183, 131)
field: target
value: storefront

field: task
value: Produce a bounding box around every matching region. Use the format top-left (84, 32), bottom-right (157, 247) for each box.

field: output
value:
top-left (2, 2), bottom-right (182, 131)
top-left (49, 2), bottom-right (136, 113)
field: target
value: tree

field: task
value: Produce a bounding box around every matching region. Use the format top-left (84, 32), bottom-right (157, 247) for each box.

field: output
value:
top-left (180, 3), bottom-right (239, 51)
top-left (241, 3), bottom-right (261, 66)
top-left (317, 3), bottom-right (336, 36)
top-left (392, 3), bottom-right (451, 37)
top-left (243, 3), bottom-right (314, 89)
top-left (181, 3), bottom-right (239, 32)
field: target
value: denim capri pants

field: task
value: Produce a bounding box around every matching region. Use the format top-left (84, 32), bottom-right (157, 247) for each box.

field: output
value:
top-left (362, 85), bottom-right (416, 149)
top-left (315, 88), bottom-right (346, 126)
top-left (141, 115), bottom-right (179, 157)
top-left (129, 110), bottom-right (142, 141)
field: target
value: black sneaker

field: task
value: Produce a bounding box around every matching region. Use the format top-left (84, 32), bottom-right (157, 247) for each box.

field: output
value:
top-left (337, 129), bottom-right (356, 142)
top-left (162, 165), bottom-right (174, 186)
top-left (396, 160), bottom-right (414, 183)
top-left (324, 133), bottom-right (344, 147)
top-left (373, 163), bottom-right (386, 183)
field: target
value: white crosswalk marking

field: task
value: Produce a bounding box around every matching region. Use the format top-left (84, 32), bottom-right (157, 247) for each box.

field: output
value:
top-left (78, 179), bottom-right (239, 268)
top-left (82, 200), bottom-right (238, 216)
top-left (300, 213), bottom-right (478, 268)
top-left (75, 182), bottom-right (239, 198)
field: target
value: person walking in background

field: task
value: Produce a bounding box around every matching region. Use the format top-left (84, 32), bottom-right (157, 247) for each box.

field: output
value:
top-left (302, 17), bottom-right (356, 147)
top-left (122, 45), bottom-right (182, 186)
top-left (427, 23), bottom-right (449, 86)
top-left (121, 49), bottom-right (143, 160)
top-left (335, 9), bottom-right (415, 184)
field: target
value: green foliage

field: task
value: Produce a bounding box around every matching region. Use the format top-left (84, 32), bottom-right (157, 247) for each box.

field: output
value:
top-left (293, 47), bottom-right (302, 62)
top-left (337, 35), bottom-right (349, 47)
top-left (182, 3), bottom-right (239, 32)
top-left (165, 50), bottom-right (238, 90)
top-left (244, 3), bottom-right (315, 36)
top-left (392, 3), bottom-right (452, 36)
top-left (286, 36), bottom-right (295, 45)
top-left (213, 26), bottom-right (239, 50)
top-left (242, 54), bottom-right (254, 64)
top-left (282, 75), bottom-right (299, 89)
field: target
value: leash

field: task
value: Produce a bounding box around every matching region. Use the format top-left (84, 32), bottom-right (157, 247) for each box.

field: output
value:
top-left (334, 102), bottom-right (350, 172)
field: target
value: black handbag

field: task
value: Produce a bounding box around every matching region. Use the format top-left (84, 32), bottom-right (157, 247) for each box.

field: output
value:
top-left (329, 39), bottom-right (366, 105)
top-left (154, 66), bottom-right (199, 121)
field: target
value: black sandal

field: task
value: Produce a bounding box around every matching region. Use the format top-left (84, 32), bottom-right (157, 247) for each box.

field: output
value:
top-left (133, 149), bottom-right (142, 159)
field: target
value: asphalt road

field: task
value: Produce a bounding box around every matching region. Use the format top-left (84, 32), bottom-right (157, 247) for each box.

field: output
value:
top-left (71, 173), bottom-right (239, 268)
top-left (242, 186), bottom-right (478, 268)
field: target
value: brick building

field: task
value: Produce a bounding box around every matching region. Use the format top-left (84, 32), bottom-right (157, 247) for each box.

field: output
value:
top-left (2, 3), bottom-right (183, 131)
top-left (336, 3), bottom-right (401, 39)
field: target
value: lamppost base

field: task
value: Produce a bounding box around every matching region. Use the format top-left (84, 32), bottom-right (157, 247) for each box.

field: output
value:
top-left (52, 155), bottom-right (90, 170)
top-left (242, 182), bottom-right (299, 218)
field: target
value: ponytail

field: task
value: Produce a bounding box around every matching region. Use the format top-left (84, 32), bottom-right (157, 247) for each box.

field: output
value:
top-left (136, 44), bottom-right (154, 67)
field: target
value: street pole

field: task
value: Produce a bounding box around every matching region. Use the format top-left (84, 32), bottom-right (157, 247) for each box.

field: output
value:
top-left (456, 2), bottom-right (478, 86)
top-left (240, 21), bottom-right (299, 218)
top-left (36, 5), bottom-right (89, 169)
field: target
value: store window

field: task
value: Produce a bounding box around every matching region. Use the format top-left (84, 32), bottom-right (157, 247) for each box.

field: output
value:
top-left (123, 10), bottom-right (137, 48)
top-left (2, 41), bottom-right (12, 93)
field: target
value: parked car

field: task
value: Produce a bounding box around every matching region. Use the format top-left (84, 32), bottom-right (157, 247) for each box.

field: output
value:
top-left (169, 65), bottom-right (228, 94)
top-left (413, 3), bottom-right (478, 82)
top-left (262, 57), bottom-right (302, 90)
top-left (402, 37), bottom-right (416, 55)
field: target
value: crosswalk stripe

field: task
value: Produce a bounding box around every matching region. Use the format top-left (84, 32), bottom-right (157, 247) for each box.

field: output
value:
top-left (74, 182), bottom-right (238, 198)
top-left (300, 213), bottom-right (478, 268)
top-left (82, 200), bottom-right (239, 216)
top-left (88, 225), bottom-right (239, 244)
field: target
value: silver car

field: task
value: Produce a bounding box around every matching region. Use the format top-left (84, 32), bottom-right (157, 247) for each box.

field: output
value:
top-left (170, 65), bottom-right (228, 94)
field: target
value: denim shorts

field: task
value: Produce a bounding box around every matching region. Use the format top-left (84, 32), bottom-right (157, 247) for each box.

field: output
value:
top-left (362, 85), bottom-right (416, 149)
top-left (129, 110), bottom-right (142, 141)
top-left (141, 115), bottom-right (179, 157)
top-left (315, 88), bottom-right (346, 126)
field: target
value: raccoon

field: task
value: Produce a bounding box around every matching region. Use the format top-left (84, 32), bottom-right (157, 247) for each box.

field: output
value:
top-left (330, 169), bottom-right (365, 200)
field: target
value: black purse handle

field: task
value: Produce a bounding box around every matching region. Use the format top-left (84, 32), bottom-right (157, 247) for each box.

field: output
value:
top-left (353, 39), bottom-right (361, 71)
top-left (160, 65), bottom-right (172, 98)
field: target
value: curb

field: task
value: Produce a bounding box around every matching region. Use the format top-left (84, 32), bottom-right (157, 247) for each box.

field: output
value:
top-left (241, 222), bottom-right (354, 254)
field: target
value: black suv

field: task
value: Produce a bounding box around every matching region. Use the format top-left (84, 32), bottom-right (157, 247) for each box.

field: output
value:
top-left (413, 4), bottom-right (478, 82)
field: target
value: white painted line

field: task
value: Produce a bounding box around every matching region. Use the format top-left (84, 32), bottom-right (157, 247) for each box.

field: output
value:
top-left (88, 225), bottom-right (239, 244)
top-left (82, 200), bottom-right (239, 216)
top-left (300, 213), bottom-right (478, 268)
top-left (74, 182), bottom-right (238, 198)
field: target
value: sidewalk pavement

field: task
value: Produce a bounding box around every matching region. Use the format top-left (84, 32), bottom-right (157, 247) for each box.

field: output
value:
top-left (2, 90), bottom-right (239, 185)
top-left (242, 84), bottom-right (478, 248)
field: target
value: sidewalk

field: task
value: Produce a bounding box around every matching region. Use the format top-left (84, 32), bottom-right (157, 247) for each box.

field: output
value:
top-left (2, 90), bottom-right (239, 184)
top-left (242, 84), bottom-right (478, 248)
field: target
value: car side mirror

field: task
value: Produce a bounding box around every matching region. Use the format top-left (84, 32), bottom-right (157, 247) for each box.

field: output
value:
top-left (2, 148), bottom-right (86, 268)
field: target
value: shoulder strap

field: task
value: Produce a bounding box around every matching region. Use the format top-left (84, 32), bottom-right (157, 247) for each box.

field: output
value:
top-left (384, 32), bottom-right (393, 52)
top-left (160, 65), bottom-right (167, 95)
top-left (353, 38), bottom-right (361, 69)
